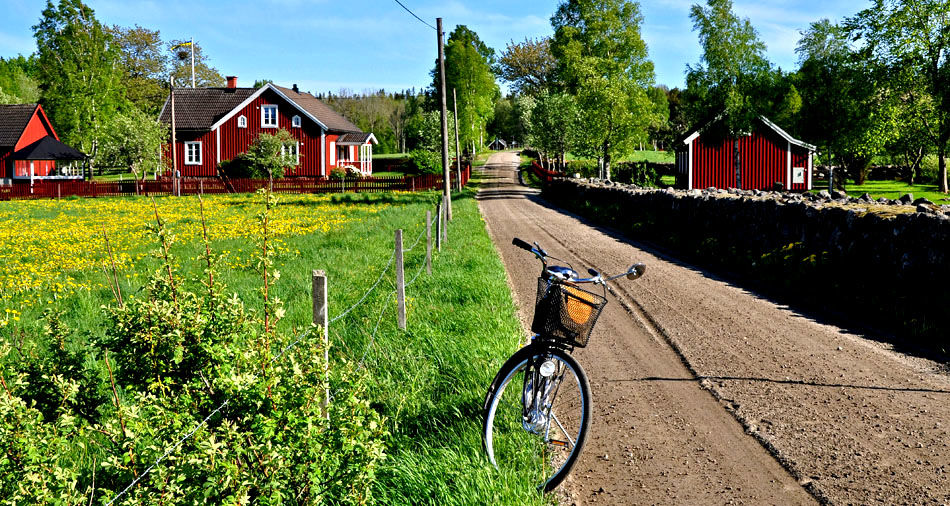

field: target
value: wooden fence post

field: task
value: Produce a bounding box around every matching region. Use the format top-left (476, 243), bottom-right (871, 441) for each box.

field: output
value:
top-left (395, 230), bottom-right (406, 330)
top-left (441, 195), bottom-right (448, 243)
top-left (425, 210), bottom-right (432, 275)
top-left (313, 270), bottom-right (330, 419)
top-left (435, 202), bottom-right (442, 252)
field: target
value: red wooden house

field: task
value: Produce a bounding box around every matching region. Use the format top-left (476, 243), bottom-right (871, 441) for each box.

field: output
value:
top-left (0, 104), bottom-right (85, 185)
top-left (676, 116), bottom-right (816, 191)
top-left (158, 77), bottom-right (377, 178)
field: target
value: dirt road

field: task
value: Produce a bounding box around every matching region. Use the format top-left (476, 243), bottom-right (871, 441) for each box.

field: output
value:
top-left (476, 152), bottom-right (950, 505)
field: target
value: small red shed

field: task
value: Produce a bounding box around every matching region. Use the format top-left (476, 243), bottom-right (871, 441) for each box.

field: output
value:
top-left (0, 104), bottom-right (86, 185)
top-left (676, 116), bottom-right (816, 191)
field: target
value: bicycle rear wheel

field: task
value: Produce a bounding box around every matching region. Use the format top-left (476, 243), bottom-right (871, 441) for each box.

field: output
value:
top-left (482, 345), bottom-right (591, 492)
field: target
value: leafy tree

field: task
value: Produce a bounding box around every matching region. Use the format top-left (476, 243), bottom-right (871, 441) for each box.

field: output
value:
top-left (253, 79), bottom-right (273, 88)
top-left (168, 39), bottom-right (225, 88)
top-left (497, 37), bottom-right (557, 95)
top-left (221, 129), bottom-right (297, 184)
top-left (405, 109), bottom-right (455, 153)
top-left (487, 97), bottom-right (521, 145)
top-left (685, 0), bottom-right (771, 136)
top-left (530, 91), bottom-right (580, 170)
top-left (438, 25), bottom-right (499, 151)
top-left (645, 85), bottom-right (670, 150)
top-left (33, 0), bottom-right (126, 165)
top-left (98, 107), bottom-right (167, 180)
top-left (795, 19), bottom-right (902, 184)
top-left (551, 0), bottom-right (656, 178)
top-left (109, 25), bottom-right (168, 114)
top-left (0, 56), bottom-right (41, 104)
top-left (847, 0), bottom-right (950, 192)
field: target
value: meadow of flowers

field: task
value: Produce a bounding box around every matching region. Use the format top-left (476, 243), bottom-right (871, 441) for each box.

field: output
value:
top-left (0, 193), bottom-right (386, 326)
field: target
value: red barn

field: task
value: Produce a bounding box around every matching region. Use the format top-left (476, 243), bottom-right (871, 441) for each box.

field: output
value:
top-left (676, 116), bottom-right (816, 191)
top-left (158, 78), bottom-right (377, 178)
top-left (0, 104), bottom-right (85, 185)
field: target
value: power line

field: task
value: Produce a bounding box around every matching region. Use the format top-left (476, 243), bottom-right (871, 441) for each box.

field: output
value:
top-left (392, 0), bottom-right (437, 31)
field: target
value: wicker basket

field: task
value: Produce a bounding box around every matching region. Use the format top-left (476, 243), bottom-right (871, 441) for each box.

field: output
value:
top-left (530, 277), bottom-right (607, 348)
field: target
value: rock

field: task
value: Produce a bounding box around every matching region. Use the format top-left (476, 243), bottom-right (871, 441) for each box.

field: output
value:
top-left (899, 193), bottom-right (914, 205)
top-left (878, 197), bottom-right (891, 204)
top-left (913, 197), bottom-right (934, 206)
top-left (858, 192), bottom-right (872, 202)
top-left (831, 190), bottom-right (848, 200)
top-left (818, 190), bottom-right (831, 199)
top-left (916, 204), bottom-right (935, 214)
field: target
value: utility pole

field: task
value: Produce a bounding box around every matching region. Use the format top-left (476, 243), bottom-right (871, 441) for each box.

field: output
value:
top-left (453, 88), bottom-right (462, 191)
top-left (437, 17), bottom-right (452, 220)
top-left (170, 77), bottom-right (178, 194)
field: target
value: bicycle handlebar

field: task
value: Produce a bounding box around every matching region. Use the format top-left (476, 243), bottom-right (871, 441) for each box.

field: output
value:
top-left (512, 237), bottom-right (646, 284)
top-left (512, 237), bottom-right (533, 251)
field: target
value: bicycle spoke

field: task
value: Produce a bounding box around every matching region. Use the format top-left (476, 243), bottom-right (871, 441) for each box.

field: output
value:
top-left (550, 412), bottom-right (575, 448)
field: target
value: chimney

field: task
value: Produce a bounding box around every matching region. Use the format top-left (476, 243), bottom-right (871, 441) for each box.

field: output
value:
top-left (292, 83), bottom-right (299, 93)
top-left (226, 76), bottom-right (238, 88)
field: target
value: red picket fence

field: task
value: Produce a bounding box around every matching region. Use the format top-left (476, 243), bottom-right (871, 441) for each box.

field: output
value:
top-left (531, 160), bottom-right (563, 183)
top-left (0, 164), bottom-right (472, 201)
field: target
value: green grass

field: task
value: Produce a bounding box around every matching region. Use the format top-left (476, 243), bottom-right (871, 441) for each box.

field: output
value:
top-left (2, 188), bottom-right (545, 504)
top-left (372, 153), bottom-right (410, 160)
top-left (815, 179), bottom-right (950, 203)
top-left (565, 150), bottom-right (674, 164)
top-left (371, 171), bottom-right (406, 178)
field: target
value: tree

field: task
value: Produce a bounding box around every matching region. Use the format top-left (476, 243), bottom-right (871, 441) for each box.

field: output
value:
top-left (645, 86), bottom-right (670, 150)
top-left (551, 0), bottom-right (656, 178)
top-left (98, 107), bottom-right (166, 181)
top-left (684, 0), bottom-right (771, 137)
top-left (795, 19), bottom-right (902, 185)
top-left (109, 25), bottom-right (168, 114)
top-left (0, 56), bottom-right (41, 104)
top-left (487, 97), bottom-right (521, 145)
top-left (847, 0), bottom-right (950, 192)
top-left (497, 37), bottom-right (557, 95)
top-left (168, 39), bottom-right (225, 88)
top-left (33, 0), bottom-right (126, 166)
top-left (530, 91), bottom-right (580, 169)
top-left (437, 25), bottom-right (499, 151)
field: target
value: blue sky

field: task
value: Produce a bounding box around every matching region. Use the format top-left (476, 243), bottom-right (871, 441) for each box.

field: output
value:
top-left (0, 0), bottom-right (869, 94)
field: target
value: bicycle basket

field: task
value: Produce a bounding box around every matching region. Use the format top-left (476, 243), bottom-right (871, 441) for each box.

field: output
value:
top-left (530, 277), bottom-right (607, 348)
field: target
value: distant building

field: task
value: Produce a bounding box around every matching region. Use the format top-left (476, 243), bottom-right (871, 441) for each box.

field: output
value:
top-left (489, 138), bottom-right (508, 151)
top-left (0, 104), bottom-right (85, 185)
top-left (158, 78), bottom-right (377, 177)
top-left (676, 116), bottom-right (815, 191)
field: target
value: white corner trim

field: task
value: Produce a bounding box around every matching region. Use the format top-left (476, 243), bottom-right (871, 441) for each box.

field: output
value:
top-left (807, 151), bottom-right (813, 190)
top-left (684, 131), bottom-right (700, 145)
top-left (216, 128), bottom-right (221, 164)
top-left (320, 131), bottom-right (326, 176)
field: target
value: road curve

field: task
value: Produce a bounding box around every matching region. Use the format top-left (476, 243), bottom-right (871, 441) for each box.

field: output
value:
top-left (476, 152), bottom-right (950, 505)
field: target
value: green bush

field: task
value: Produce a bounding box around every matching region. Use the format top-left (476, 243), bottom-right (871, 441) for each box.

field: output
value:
top-left (408, 149), bottom-right (442, 175)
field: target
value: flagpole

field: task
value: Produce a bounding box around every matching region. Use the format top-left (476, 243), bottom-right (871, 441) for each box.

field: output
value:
top-left (191, 36), bottom-right (195, 88)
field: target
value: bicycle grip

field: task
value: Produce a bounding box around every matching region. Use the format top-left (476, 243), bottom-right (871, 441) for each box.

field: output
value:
top-left (512, 238), bottom-right (533, 251)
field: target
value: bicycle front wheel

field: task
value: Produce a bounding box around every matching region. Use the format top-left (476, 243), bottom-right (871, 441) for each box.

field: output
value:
top-left (482, 346), bottom-right (592, 492)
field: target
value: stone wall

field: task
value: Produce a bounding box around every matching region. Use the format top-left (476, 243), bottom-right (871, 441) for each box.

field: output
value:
top-left (543, 178), bottom-right (950, 356)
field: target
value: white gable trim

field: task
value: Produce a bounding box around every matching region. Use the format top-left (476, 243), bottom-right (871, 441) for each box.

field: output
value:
top-left (365, 133), bottom-right (378, 145)
top-left (683, 131), bottom-right (700, 145)
top-left (759, 115), bottom-right (816, 151)
top-left (209, 83), bottom-right (329, 131)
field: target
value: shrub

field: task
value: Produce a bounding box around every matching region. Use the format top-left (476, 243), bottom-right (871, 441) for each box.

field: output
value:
top-left (408, 149), bottom-right (442, 174)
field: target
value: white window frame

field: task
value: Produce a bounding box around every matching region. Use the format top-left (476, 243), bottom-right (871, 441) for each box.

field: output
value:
top-left (282, 142), bottom-right (300, 165)
top-left (237, 115), bottom-right (247, 128)
top-left (292, 115), bottom-right (301, 128)
top-left (329, 141), bottom-right (336, 166)
top-left (261, 105), bottom-right (278, 128)
top-left (184, 141), bottom-right (202, 165)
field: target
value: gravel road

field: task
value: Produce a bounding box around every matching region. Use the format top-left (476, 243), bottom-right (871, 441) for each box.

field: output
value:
top-left (476, 152), bottom-right (950, 505)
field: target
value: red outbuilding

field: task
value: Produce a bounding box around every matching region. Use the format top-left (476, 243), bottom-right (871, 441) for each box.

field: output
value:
top-left (158, 78), bottom-right (378, 178)
top-left (0, 103), bottom-right (86, 185)
top-left (676, 115), bottom-right (816, 191)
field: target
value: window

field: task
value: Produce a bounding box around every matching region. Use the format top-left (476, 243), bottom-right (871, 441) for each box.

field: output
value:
top-left (292, 115), bottom-right (301, 128)
top-left (185, 142), bottom-right (202, 165)
top-left (329, 141), bottom-right (336, 165)
top-left (261, 105), bottom-right (278, 128)
top-left (282, 142), bottom-right (300, 165)
top-left (792, 167), bottom-right (805, 184)
top-left (338, 145), bottom-right (349, 162)
top-left (237, 115), bottom-right (247, 128)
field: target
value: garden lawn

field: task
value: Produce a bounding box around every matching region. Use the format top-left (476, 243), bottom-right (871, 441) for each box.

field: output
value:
top-left (817, 179), bottom-right (950, 204)
top-left (0, 188), bottom-right (544, 504)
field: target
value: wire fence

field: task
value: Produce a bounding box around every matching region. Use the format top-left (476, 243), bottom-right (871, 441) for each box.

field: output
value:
top-left (103, 192), bottom-right (454, 505)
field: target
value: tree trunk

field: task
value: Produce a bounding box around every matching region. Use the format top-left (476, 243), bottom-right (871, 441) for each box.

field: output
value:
top-left (939, 141), bottom-right (948, 193)
top-left (603, 139), bottom-right (611, 181)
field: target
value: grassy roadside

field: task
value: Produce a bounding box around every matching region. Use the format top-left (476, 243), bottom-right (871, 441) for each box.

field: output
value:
top-left (814, 179), bottom-right (950, 203)
top-left (0, 187), bottom-right (545, 503)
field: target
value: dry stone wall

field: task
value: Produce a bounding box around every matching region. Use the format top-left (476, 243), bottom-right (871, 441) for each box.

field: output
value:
top-left (543, 178), bottom-right (950, 356)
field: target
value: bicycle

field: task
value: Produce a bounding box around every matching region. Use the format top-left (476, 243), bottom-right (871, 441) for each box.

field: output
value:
top-left (482, 237), bottom-right (646, 492)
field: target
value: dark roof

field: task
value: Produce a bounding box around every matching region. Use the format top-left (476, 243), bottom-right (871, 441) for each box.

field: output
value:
top-left (12, 135), bottom-right (85, 160)
top-left (337, 132), bottom-right (374, 144)
top-left (271, 85), bottom-right (361, 133)
top-left (0, 104), bottom-right (39, 147)
top-left (157, 84), bottom-right (363, 134)
top-left (158, 88), bottom-right (257, 130)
